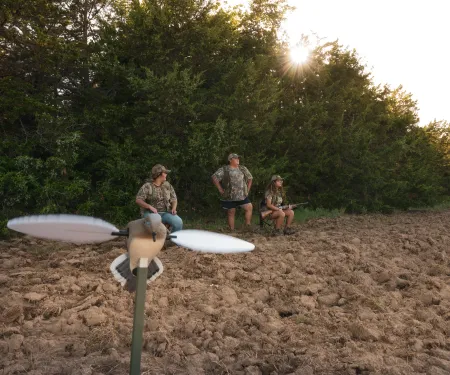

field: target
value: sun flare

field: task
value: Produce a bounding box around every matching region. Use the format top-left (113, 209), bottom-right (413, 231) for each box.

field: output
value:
top-left (290, 45), bottom-right (310, 64)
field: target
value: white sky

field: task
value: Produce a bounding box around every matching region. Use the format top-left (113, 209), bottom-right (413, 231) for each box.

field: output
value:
top-left (225, 0), bottom-right (450, 125)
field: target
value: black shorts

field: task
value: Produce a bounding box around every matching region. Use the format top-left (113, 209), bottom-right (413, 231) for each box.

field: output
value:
top-left (220, 197), bottom-right (251, 210)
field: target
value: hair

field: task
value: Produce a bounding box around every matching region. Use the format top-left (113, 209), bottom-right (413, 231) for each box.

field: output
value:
top-left (152, 172), bottom-right (162, 180)
top-left (265, 180), bottom-right (286, 201)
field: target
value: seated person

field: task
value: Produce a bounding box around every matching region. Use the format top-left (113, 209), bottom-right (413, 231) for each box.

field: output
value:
top-left (135, 164), bottom-right (183, 232)
top-left (260, 175), bottom-right (295, 236)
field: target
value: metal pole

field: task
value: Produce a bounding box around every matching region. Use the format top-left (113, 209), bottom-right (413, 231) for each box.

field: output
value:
top-left (130, 258), bottom-right (149, 375)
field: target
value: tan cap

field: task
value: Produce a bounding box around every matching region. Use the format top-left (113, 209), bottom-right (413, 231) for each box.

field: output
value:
top-left (271, 175), bottom-right (283, 182)
top-left (228, 153), bottom-right (240, 161)
top-left (152, 164), bottom-right (171, 179)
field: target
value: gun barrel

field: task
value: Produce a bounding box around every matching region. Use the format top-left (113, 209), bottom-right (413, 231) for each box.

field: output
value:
top-left (278, 202), bottom-right (308, 210)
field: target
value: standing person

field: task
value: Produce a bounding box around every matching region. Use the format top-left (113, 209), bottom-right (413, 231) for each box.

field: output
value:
top-left (135, 164), bottom-right (183, 232)
top-left (212, 153), bottom-right (253, 231)
top-left (260, 175), bottom-right (295, 236)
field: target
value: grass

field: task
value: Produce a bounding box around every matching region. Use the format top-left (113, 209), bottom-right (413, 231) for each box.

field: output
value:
top-left (182, 207), bottom-right (345, 232)
top-left (407, 197), bottom-right (450, 212)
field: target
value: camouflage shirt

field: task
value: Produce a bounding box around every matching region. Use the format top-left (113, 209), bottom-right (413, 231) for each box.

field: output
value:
top-left (212, 165), bottom-right (253, 201)
top-left (136, 181), bottom-right (177, 215)
top-left (260, 189), bottom-right (283, 211)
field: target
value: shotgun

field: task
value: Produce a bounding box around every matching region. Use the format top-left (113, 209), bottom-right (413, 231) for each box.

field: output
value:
top-left (277, 202), bottom-right (308, 210)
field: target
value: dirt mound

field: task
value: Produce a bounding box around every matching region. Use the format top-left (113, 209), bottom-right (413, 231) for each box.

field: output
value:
top-left (1, 210), bottom-right (450, 375)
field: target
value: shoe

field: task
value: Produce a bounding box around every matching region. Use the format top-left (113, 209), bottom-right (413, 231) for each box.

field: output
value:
top-left (284, 227), bottom-right (296, 235)
top-left (272, 229), bottom-right (284, 237)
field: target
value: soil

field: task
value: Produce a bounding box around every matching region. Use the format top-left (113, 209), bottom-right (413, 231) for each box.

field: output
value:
top-left (1, 210), bottom-right (449, 375)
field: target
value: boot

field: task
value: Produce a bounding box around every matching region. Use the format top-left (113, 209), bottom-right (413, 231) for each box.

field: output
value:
top-left (284, 227), bottom-right (296, 235)
top-left (272, 228), bottom-right (284, 237)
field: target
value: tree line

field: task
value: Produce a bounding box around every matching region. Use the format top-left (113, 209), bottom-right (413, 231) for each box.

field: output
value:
top-left (1, 0), bottom-right (449, 233)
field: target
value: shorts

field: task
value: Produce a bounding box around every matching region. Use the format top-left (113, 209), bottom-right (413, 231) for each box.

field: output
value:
top-left (220, 197), bottom-right (251, 210)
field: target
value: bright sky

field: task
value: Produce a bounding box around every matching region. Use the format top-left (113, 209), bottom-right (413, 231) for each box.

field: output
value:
top-left (225, 0), bottom-right (450, 125)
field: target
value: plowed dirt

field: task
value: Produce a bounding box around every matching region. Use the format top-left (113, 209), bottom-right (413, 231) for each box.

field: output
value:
top-left (1, 210), bottom-right (449, 375)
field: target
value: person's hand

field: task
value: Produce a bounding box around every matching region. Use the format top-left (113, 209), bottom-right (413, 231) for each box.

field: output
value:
top-left (219, 188), bottom-right (225, 195)
top-left (148, 206), bottom-right (158, 214)
top-left (288, 204), bottom-right (292, 210)
top-left (171, 209), bottom-right (177, 215)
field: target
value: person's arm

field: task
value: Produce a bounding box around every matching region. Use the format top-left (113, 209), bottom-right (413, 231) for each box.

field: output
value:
top-left (169, 185), bottom-right (178, 215)
top-left (212, 168), bottom-right (225, 195)
top-left (212, 176), bottom-right (225, 195)
top-left (242, 166), bottom-right (253, 195)
top-left (247, 179), bottom-right (252, 193)
top-left (168, 184), bottom-right (178, 214)
top-left (136, 183), bottom-right (158, 213)
top-left (136, 198), bottom-right (157, 214)
top-left (171, 200), bottom-right (178, 215)
top-left (265, 196), bottom-right (281, 212)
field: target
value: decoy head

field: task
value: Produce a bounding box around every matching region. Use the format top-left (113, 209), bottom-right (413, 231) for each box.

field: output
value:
top-left (143, 212), bottom-right (162, 242)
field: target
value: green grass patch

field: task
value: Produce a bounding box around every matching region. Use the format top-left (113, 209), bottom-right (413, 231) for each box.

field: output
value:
top-left (182, 206), bottom-right (345, 232)
top-left (407, 196), bottom-right (450, 212)
top-left (182, 211), bottom-right (259, 231)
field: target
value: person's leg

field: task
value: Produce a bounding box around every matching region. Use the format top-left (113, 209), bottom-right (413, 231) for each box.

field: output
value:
top-left (271, 210), bottom-right (285, 229)
top-left (227, 208), bottom-right (236, 230)
top-left (283, 209), bottom-right (295, 234)
top-left (284, 209), bottom-right (294, 227)
top-left (241, 203), bottom-right (253, 225)
top-left (159, 212), bottom-right (183, 232)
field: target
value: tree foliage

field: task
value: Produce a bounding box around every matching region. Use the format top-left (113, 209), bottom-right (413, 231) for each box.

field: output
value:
top-left (1, 0), bottom-right (449, 231)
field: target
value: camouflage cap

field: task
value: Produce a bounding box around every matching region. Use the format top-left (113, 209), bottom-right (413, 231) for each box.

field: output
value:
top-left (228, 153), bottom-right (240, 161)
top-left (151, 164), bottom-right (171, 178)
top-left (271, 175), bottom-right (283, 182)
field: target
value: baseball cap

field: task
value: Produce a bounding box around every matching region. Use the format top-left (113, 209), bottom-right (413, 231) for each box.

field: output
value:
top-left (152, 164), bottom-right (171, 178)
top-left (228, 153), bottom-right (240, 161)
top-left (271, 175), bottom-right (283, 182)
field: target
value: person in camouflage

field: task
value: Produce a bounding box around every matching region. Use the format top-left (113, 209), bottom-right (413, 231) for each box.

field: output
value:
top-left (260, 175), bottom-right (295, 236)
top-left (135, 164), bottom-right (183, 232)
top-left (212, 153), bottom-right (253, 231)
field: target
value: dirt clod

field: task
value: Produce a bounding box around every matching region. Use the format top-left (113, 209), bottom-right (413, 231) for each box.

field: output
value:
top-left (1, 210), bottom-right (449, 374)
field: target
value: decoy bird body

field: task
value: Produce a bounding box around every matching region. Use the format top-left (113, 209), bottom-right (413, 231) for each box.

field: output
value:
top-left (127, 214), bottom-right (167, 274)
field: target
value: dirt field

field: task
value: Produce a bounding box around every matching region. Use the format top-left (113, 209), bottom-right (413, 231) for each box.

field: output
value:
top-left (1, 210), bottom-right (449, 375)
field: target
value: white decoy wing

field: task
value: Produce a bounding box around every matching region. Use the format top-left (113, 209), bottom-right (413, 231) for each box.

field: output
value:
top-left (7, 214), bottom-right (120, 244)
top-left (169, 230), bottom-right (255, 253)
